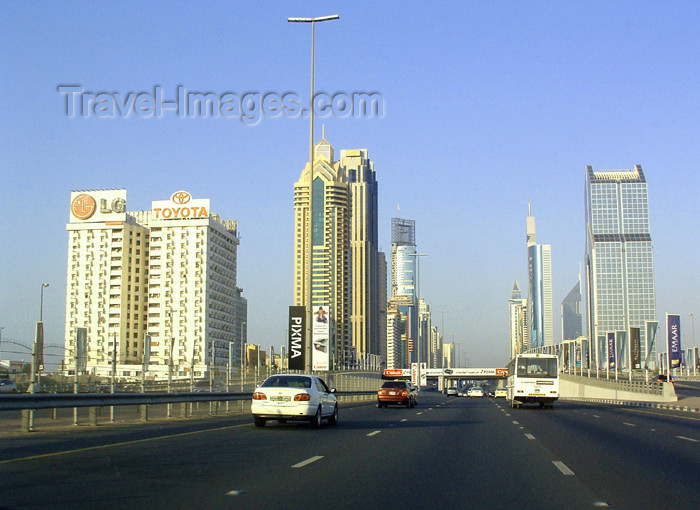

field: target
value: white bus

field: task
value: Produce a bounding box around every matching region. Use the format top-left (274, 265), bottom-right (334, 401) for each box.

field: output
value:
top-left (506, 353), bottom-right (559, 409)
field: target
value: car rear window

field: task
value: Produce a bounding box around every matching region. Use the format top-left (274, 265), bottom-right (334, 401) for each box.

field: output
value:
top-left (261, 376), bottom-right (311, 389)
top-left (381, 381), bottom-right (406, 389)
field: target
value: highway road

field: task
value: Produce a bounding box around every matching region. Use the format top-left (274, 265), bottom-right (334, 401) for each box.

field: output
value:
top-left (1, 393), bottom-right (698, 510)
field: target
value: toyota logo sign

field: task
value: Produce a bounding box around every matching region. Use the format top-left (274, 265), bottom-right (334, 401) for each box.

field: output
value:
top-left (171, 191), bottom-right (191, 204)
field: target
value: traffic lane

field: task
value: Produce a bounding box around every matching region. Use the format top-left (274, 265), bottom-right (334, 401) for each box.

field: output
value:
top-left (0, 396), bottom-right (608, 510)
top-left (0, 401), bottom-right (376, 509)
top-left (496, 400), bottom-right (700, 509)
top-left (223, 394), bottom-right (608, 509)
top-left (0, 410), bottom-right (255, 462)
top-left (673, 380), bottom-right (700, 399)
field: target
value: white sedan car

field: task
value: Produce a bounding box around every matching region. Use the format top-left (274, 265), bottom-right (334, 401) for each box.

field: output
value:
top-left (468, 386), bottom-right (484, 398)
top-left (251, 374), bottom-right (338, 428)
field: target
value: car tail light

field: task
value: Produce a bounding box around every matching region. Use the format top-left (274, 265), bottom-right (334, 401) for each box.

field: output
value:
top-left (294, 393), bottom-right (311, 401)
top-left (252, 392), bottom-right (267, 400)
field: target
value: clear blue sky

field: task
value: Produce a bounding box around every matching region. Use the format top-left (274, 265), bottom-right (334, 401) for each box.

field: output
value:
top-left (1, 1), bottom-right (698, 369)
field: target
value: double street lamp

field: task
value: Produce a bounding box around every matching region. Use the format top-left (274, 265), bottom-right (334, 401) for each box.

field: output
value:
top-left (288, 14), bottom-right (339, 371)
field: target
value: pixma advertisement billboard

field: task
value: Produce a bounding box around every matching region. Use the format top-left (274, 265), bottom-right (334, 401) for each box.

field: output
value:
top-left (667, 314), bottom-right (682, 370)
top-left (288, 306), bottom-right (306, 370)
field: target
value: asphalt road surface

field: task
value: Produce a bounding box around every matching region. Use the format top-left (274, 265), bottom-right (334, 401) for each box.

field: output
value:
top-left (1, 394), bottom-right (698, 510)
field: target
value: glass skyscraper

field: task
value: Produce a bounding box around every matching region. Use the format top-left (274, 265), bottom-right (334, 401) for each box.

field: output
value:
top-left (562, 278), bottom-right (582, 341)
top-left (584, 165), bottom-right (657, 370)
top-left (526, 204), bottom-right (553, 349)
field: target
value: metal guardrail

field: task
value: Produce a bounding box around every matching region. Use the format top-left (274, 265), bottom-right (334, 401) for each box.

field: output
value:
top-left (0, 389), bottom-right (378, 433)
top-left (0, 390), bottom-right (377, 412)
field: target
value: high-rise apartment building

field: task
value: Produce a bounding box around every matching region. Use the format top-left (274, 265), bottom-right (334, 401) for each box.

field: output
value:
top-left (443, 342), bottom-right (455, 368)
top-left (508, 279), bottom-right (528, 359)
top-left (388, 218), bottom-right (417, 366)
top-left (391, 218), bottom-right (416, 298)
top-left (584, 165), bottom-right (657, 369)
top-left (64, 189), bottom-right (243, 379)
top-left (293, 137), bottom-right (351, 368)
top-left (378, 251), bottom-right (388, 366)
top-left (386, 295), bottom-right (412, 369)
top-left (526, 204), bottom-right (553, 349)
top-left (343, 148), bottom-right (381, 362)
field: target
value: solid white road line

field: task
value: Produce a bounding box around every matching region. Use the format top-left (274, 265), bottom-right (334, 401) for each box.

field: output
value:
top-left (292, 456), bottom-right (324, 469)
top-left (676, 436), bottom-right (699, 442)
top-left (552, 461), bottom-right (575, 476)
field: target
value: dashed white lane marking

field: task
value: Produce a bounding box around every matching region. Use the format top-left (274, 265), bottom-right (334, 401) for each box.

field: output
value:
top-left (677, 436), bottom-right (699, 443)
top-left (292, 456), bottom-right (323, 468)
top-left (594, 502), bottom-right (610, 507)
top-left (623, 422), bottom-right (637, 427)
top-left (512, 421), bottom-right (519, 425)
top-left (416, 412), bottom-right (423, 415)
top-left (552, 461), bottom-right (575, 476)
top-left (525, 433), bottom-right (536, 440)
top-left (367, 431), bottom-right (382, 437)
top-left (401, 419), bottom-right (408, 422)
top-left (593, 415), bottom-right (601, 418)
top-left (226, 490), bottom-right (247, 496)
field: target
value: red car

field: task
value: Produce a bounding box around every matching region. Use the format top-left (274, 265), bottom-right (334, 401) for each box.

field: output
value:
top-left (377, 381), bottom-right (417, 408)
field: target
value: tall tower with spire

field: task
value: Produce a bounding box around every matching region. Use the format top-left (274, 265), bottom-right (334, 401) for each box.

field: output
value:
top-left (526, 202), bottom-right (553, 349)
top-left (293, 133), bottom-right (351, 368)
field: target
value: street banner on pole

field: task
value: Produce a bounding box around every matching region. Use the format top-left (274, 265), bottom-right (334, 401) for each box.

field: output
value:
top-left (645, 321), bottom-right (659, 369)
top-left (76, 327), bottom-right (87, 373)
top-left (607, 332), bottom-right (616, 370)
top-left (143, 334), bottom-right (151, 368)
top-left (630, 327), bottom-right (641, 369)
top-left (312, 305), bottom-right (329, 371)
top-left (667, 314), bottom-right (682, 370)
top-left (35, 322), bottom-right (44, 372)
top-left (288, 306), bottom-right (306, 370)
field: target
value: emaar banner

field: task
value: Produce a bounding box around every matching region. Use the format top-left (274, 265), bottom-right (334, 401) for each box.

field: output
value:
top-left (667, 314), bottom-right (682, 370)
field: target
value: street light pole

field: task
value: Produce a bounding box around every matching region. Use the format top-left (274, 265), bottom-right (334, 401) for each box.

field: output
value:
top-left (40, 283), bottom-right (49, 322)
top-left (690, 313), bottom-right (696, 376)
top-left (288, 14), bottom-right (339, 372)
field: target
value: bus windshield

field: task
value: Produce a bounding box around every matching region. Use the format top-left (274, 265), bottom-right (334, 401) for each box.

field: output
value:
top-left (516, 358), bottom-right (557, 378)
